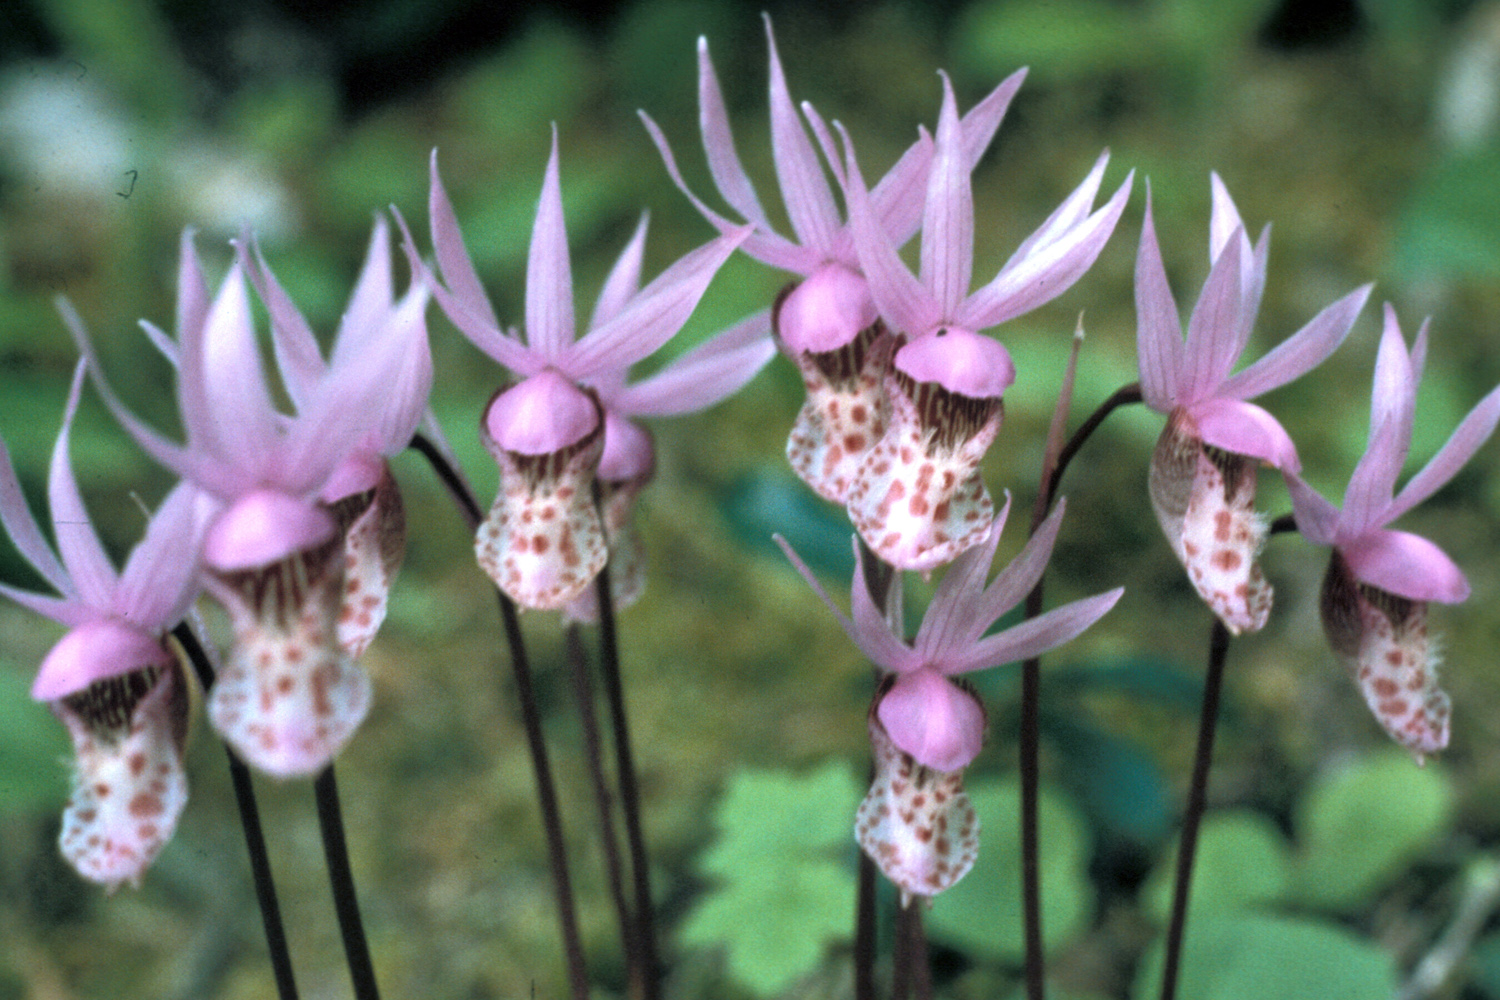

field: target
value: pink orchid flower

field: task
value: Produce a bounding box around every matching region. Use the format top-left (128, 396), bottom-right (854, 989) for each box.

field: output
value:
top-left (1288, 304), bottom-right (1500, 759)
top-left (1136, 175), bottom-right (1370, 633)
top-left (835, 73), bottom-right (1133, 572)
top-left (63, 223), bottom-right (431, 778)
top-left (415, 131), bottom-right (751, 610)
top-left (640, 19), bottom-right (1021, 505)
top-left (779, 497), bottom-right (1121, 900)
top-left (0, 363), bottom-right (211, 888)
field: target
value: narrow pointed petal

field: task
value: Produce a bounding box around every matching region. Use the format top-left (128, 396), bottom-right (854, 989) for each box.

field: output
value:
top-left (958, 68), bottom-right (1027, 171)
top-left (1181, 233), bottom-right (1248, 403)
top-left (697, 37), bottom-right (771, 228)
top-left (959, 168), bottom-right (1133, 332)
top-left (562, 226), bottom-right (749, 380)
top-left (914, 502), bottom-right (1009, 659)
top-left (1219, 284), bottom-right (1370, 401)
top-left (865, 121), bottom-right (934, 249)
top-left (1388, 380), bottom-right (1500, 521)
top-left (968, 499), bottom-right (1067, 641)
top-left (878, 668), bottom-right (987, 772)
top-left (48, 364), bottom-right (116, 608)
top-left (839, 123), bottom-right (941, 337)
top-left (606, 309), bottom-right (773, 416)
top-left (857, 710), bottom-right (979, 902)
top-left (1368, 303), bottom-right (1417, 449)
top-left (174, 230), bottom-right (210, 356)
top-left (0, 436), bottom-right (72, 596)
top-left (1135, 194), bottom-right (1185, 412)
top-left (919, 75), bottom-right (974, 318)
top-left (0, 584), bottom-right (89, 626)
top-left (590, 215), bottom-right (649, 329)
top-left (240, 237), bottom-right (325, 410)
top-left (188, 266), bottom-right (281, 473)
top-left (1208, 173), bottom-right (1246, 264)
top-left (428, 151), bottom-right (501, 332)
top-left (1343, 529), bottom-right (1469, 604)
top-left (1340, 413), bottom-right (1405, 536)
top-left (1284, 472), bottom-right (1341, 547)
top-left (331, 217), bottom-right (399, 360)
top-left (765, 16), bottom-right (840, 255)
top-left (774, 534), bottom-right (918, 672)
top-left (526, 133), bottom-right (577, 359)
top-left (1006, 150), bottom-right (1109, 265)
top-left (113, 482), bottom-right (209, 629)
top-left (946, 588), bottom-right (1123, 676)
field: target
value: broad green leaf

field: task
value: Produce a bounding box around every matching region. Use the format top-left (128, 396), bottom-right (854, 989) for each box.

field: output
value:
top-left (1142, 810), bottom-right (1293, 921)
top-left (699, 761), bottom-right (863, 875)
top-left (1133, 913), bottom-right (1396, 1000)
top-left (926, 777), bottom-right (1092, 961)
top-left (1293, 750), bottom-right (1454, 909)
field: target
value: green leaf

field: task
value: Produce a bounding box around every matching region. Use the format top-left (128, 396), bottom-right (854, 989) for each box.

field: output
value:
top-left (1142, 810), bottom-right (1293, 921)
top-left (926, 777), bottom-right (1092, 961)
top-left (1133, 913), bottom-right (1396, 1000)
top-left (722, 469), bottom-right (857, 581)
top-left (0, 665), bottom-right (69, 814)
top-left (1292, 750), bottom-right (1454, 909)
top-left (682, 763), bottom-right (863, 997)
top-left (1393, 142), bottom-right (1500, 282)
top-left (1044, 712), bottom-right (1175, 845)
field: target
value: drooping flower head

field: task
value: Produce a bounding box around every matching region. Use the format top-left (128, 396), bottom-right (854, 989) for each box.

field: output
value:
top-left (640, 19), bottom-right (1023, 505)
top-left (1288, 304), bottom-right (1500, 759)
top-left (416, 130), bottom-right (751, 611)
top-left (834, 74), bottom-right (1134, 571)
top-left (778, 497), bottom-right (1122, 900)
top-left (0, 362), bottom-right (211, 888)
top-left (64, 222), bottom-right (432, 777)
top-left (1136, 175), bottom-right (1370, 632)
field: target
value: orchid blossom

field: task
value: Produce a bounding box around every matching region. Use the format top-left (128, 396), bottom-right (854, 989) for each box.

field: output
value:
top-left (1136, 176), bottom-right (1370, 633)
top-left (415, 132), bottom-right (751, 610)
top-left (63, 223), bottom-right (432, 778)
top-left (640, 19), bottom-right (1022, 505)
top-left (835, 73), bottom-right (1134, 572)
top-left (0, 363), bottom-right (211, 888)
top-left (1287, 305), bottom-right (1500, 758)
top-left (779, 496), bottom-right (1122, 901)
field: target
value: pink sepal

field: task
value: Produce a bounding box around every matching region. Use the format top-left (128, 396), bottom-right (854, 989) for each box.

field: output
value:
top-left (204, 489), bottom-right (338, 572)
top-left (32, 619), bottom-right (172, 702)
top-left (319, 452), bottom-right (385, 504)
top-left (878, 667), bottom-right (986, 772)
top-left (1342, 529), bottom-right (1470, 604)
top-left (1190, 397), bottom-right (1300, 471)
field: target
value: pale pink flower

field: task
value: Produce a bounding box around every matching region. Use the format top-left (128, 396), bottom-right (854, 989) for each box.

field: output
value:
top-left (1288, 304), bottom-right (1500, 758)
top-left (1136, 175), bottom-right (1370, 633)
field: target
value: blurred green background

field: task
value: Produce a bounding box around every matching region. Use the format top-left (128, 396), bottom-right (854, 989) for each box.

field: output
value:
top-left (3, 0), bottom-right (1500, 997)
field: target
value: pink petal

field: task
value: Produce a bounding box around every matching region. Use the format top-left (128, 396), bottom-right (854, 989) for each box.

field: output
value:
top-left (1134, 191), bottom-right (1185, 412)
top-left (891, 328), bottom-right (1014, 399)
top-left (945, 588), bottom-right (1123, 675)
top-left (1181, 231), bottom-right (1248, 403)
top-left (113, 482), bottom-right (211, 629)
top-left (913, 501), bottom-right (1010, 659)
top-left (188, 266), bottom-right (281, 474)
top-left (525, 131), bottom-right (577, 360)
top-left (968, 499), bottom-right (1067, 640)
top-left (32, 618), bottom-right (173, 701)
top-left (919, 74), bottom-right (974, 319)
top-left (1342, 529), bottom-right (1470, 604)
top-left (878, 667), bottom-right (987, 772)
top-left (1190, 397), bottom-right (1299, 471)
top-left (0, 583), bottom-right (89, 627)
top-left (764, 16), bottom-right (840, 255)
top-left (696, 36), bottom-right (771, 228)
top-left (202, 489), bottom-right (338, 573)
top-left (605, 309), bottom-right (774, 417)
top-left (774, 534), bottom-right (918, 672)
top-left (1207, 173), bottom-right (1246, 265)
top-left (1283, 472), bottom-right (1341, 547)
top-left (486, 370), bottom-right (600, 455)
top-left (428, 151), bottom-right (501, 332)
top-left (775, 261), bottom-right (877, 355)
top-left (174, 229), bottom-right (211, 356)
top-left (240, 236), bottom-right (325, 411)
top-left (1005, 149), bottom-right (1109, 265)
top-left (1219, 284), bottom-right (1369, 402)
top-left (1388, 379), bottom-right (1500, 522)
top-left (590, 215), bottom-right (648, 329)
top-left (48, 361), bottom-right (117, 609)
top-left (0, 428), bottom-right (72, 598)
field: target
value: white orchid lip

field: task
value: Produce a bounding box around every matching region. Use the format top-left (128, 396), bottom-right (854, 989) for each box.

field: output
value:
top-left (204, 488), bottom-right (338, 572)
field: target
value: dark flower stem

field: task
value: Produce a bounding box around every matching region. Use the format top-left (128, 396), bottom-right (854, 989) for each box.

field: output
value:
top-left (565, 623), bottom-right (641, 997)
top-left (1022, 374), bottom-right (1143, 1000)
top-left (855, 539), bottom-right (897, 1000)
top-left (171, 622), bottom-right (300, 1000)
top-left (891, 902), bottom-right (932, 1000)
top-left (408, 432), bottom-right (592, 1000)
top-left (593, 561), bottom-right (661, 1000)
top-left (313, 766), bottom-right (381, 1000)
top-left (1158, 618), bottom-right (1231, 1000)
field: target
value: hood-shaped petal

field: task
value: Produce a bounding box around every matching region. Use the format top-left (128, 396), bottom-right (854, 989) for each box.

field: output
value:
top-left (487, 370), bottom-right (600, 455)
top-left (877, 668), bottom-right (987, 772)
top-left (525, 131), bottom-right (577, 360)
top-left (775, 262), bottom-right (878, 354)
top-left (1218, 283), bottom-right (1370, 402)
top-left (202, 488), bottom-right (338, 572)
top-left (1342, 528), bottom-right (1470, 604)
top-left (1190, 397), bottom-right (1299, 471)
top-left (31, 618), bottom-right (173, 702)
top-left (891, 327), bottom-right (1015, 399)
top-left (603, 309), bottom-right (773, 417)
top-left (1135, 191), bottom-right (1185, 413)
